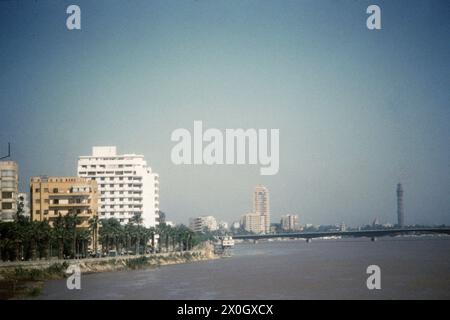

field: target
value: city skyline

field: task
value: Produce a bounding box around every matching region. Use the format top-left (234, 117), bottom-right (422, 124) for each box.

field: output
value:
top-left (1, 0), bottom-right (449, 226)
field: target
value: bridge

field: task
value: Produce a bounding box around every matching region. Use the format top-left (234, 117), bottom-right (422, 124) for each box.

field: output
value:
top-left (232, 227), bottom-right (450, 242)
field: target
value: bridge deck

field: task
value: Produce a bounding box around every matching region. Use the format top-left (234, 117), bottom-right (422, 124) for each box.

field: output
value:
top-left (232, 228), bottom-right (450, 240)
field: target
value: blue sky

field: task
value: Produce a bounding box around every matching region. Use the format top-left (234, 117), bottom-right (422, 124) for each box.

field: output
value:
top-left (0, 0), bottom-right (449, 226)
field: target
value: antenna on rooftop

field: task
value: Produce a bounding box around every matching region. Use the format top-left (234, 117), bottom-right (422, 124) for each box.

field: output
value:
top-left (0, 143), bottom-right (11, 160)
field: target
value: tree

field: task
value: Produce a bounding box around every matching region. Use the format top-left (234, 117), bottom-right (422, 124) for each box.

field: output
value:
top-left (88, 216), bottom-right (99, 256)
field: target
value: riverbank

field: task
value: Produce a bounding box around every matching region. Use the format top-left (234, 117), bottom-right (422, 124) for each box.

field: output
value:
top-left (0, 245), bottom-right (217, 299)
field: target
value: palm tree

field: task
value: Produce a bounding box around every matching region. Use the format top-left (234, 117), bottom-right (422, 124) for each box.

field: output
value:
top-left (38, 220), bottom-right (52, 259)
top-left (148, 227), bottom-right (156, 253)
top-left (88, 216), bottom-right (99, 256)
top-left (26, 221), bottom-right (40, 260)
top-left (64, 214), bottom-right (80, 258)
top-left (53, 214), bottom-right (65, 259)
top-left (76, 229), bottom-right (91, 258)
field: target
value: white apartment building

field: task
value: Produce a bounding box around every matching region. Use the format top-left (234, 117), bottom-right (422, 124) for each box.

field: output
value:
top-left (0, 161), bottom-right (19, 222)
top-left (77, 146), bottom-right (159, 228)
top-left (189, 215), bottom-right (218, 233)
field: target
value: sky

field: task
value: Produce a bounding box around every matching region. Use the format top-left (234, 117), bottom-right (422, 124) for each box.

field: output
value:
top-left (0, 0), bottom-right (449, 226)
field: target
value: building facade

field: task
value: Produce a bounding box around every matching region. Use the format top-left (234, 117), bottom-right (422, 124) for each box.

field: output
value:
top-left (0, 161), bottom-right (19, 222)
top-left (189, 215), bottom-right (218, 232)
top-left (77, 146), bottom-right (159, 227)
top-left (30, 176), bottom-right (98, 228)
top-left (241, 212), bottom-right (264, 234)
top-left (280, 214), bottom-right (299, 231)
top-left (253, 185), bottom-right (270, 233)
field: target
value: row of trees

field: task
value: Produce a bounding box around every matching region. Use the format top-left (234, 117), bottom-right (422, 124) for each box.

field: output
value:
top-left (98, 216), bottom-right (198, 256)
top-left (0, 210), bottom-right (198, 262)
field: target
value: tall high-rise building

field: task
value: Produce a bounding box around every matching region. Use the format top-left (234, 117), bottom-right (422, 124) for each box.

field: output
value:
top-left (397, 183), bottom-right (404, 227)
top-left (0, 161), bottom-right (19, 222)
top-left (77, 146), bottom-right (159, 227)
top-left (253, 185), bottom-right (270, 233)
top-left (30, 176), bottom-right (98, 228)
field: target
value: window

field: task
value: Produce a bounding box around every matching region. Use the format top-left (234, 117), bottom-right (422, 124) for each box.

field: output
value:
top-left (35, 210), bottom-right (41, 215)
top-left (1, 181), bottom-right (14, 188)
top-left (1, 191), bottom-right (13, 199)
top-left (44, 188), bottom-right (49, 193)
top-left (1, 170), bottom-right (15, 177)
top-left (35, 199), bottom-right (40, 203)
top-left (1, 202), bottom-right (13, 209)
top-left (53, 188), bottom-right (58, 193)
top-left (44, 210), bottom-right (48, 215)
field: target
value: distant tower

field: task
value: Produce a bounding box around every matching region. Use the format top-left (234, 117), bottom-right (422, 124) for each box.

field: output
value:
top-left (397, 183), bottom-right (404, 227)
top-left (253, 185), bottom-right (270, 234)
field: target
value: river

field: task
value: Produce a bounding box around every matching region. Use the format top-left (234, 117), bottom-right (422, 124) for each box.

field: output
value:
top-left (37, 237), bottom-right (450, 299)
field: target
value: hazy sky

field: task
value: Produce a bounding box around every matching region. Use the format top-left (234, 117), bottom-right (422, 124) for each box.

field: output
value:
top-left (1, 0), bottom-right (449, 226)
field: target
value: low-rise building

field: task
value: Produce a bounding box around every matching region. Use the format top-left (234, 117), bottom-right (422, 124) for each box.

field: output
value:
top-left (30, 176), bottom-right (98, 228)
top-left (189, 215), bottom-right (218, 232)
top-left (241, 212), bottom-right (265, 234)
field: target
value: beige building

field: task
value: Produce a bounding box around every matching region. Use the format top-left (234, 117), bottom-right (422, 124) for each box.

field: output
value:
top-left (0, 161), bottom-right (19, 222)
top-left (241, 212), bottom-right (264, 234)
top-left (253, 185), bottom-right (270, 233)
top-left (281, 214), bottom-right (300, 231)
top-left (30, 177), bottom-right (98, 228)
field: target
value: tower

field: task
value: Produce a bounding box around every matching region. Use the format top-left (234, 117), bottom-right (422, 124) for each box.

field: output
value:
top-left (253, 185), bottom-right (270, 233)
top-left (397, 183), bottom-right (404, 228)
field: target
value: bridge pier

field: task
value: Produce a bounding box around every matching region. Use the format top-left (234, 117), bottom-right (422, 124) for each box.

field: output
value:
top-left (306, 238), bottom-right (312, 243)
top-left (371, 237), bottom-right (377, 242)
top-left (253, 239), bottom-right (258, 244)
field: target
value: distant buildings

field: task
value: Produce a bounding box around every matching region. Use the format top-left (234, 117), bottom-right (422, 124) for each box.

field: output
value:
top-left (0, 161), bottom-right (19, 222)
top-left (397, 183), bottom-right (404, 227)
top-left (77, 146), bottom-right (159, 227)
top-left (189, 215), bottom-right (218, 232)
top-left (30, 176), bottom-right (98, 228)
top-left (280, 214), bottom-right (300, 231)
top-left (240, 185), bottom-right (271, 234)
top-left (231, 221), bottom-right (241, 230)
top-left (218, 221), bottom-right (228, 230)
